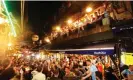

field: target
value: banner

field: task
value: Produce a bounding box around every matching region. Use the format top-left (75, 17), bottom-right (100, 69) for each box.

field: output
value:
top-left (65, 48), bottom-right (114, 55)
top-left (49, 47), bottom-right (114, 55)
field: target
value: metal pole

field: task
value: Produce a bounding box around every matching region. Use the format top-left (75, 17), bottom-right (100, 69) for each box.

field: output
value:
top-left (21, 0), bottom-right (23, 32)
top-left (116, 42), bottom-right (122, 80)
top-left (22, 0), bottom-right (25, 30)
top-left (21, 0), bottom-right (25, 33)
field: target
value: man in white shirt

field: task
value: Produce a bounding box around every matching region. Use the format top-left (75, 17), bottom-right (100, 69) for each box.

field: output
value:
top-left (31, 67), bottom-right (46, 80)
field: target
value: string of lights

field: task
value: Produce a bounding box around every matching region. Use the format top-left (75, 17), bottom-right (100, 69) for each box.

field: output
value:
top-left (2, 0), bottom-right (17, 37)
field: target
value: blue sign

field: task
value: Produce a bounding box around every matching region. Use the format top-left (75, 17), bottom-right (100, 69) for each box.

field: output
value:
top-left (65, 49), bottom-right (114, 55)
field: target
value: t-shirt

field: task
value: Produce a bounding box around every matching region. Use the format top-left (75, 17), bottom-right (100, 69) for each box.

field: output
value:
top-left (122, 69), bottom-right (133, 75)
top-left (32, 71), bottom-right (46, 80)
top-left (122, 69), bottom-right (133, 77)
top-left (90, 65), bottom-right (98, 80)
top-left (97, 64), bottom-right (103, 72)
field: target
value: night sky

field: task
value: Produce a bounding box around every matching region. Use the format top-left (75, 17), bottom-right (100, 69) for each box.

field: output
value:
top-left (27, 1), bottom-right (63, 36)
top-left (5, 1), bottom-right (63, 36)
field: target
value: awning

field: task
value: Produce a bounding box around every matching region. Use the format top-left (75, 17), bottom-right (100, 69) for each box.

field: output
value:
top-left (48, 43), bottom-right (115, 55)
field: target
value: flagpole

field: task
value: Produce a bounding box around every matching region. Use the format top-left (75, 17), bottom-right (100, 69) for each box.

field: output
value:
top-left (21, 0), bottom-right (25, 33)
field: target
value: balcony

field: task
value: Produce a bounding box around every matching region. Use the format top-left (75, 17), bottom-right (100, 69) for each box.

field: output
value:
top-left (49, 18), bottom-right (133, 49)
top-left (46, 1), bottom-right (133, 49)
top-left (51, 16), bottom-right (112, 42)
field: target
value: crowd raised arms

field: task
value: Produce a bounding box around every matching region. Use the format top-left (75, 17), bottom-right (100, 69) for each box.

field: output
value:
top-left (0, 55), bottom-right (131, 80)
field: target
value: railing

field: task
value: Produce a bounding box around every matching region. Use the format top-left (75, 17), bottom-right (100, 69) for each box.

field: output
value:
top-left (51, 18), bottom-right (133, 44)
top-left (49, 1), bottom-right (133, 44)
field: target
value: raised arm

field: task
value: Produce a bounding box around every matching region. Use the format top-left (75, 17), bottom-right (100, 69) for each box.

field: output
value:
top-left (81, 70), bottom-right (92, 80)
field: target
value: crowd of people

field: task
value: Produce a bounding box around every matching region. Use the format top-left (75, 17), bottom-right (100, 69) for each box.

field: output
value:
top-left (0, 54), bottom-right (132, 80)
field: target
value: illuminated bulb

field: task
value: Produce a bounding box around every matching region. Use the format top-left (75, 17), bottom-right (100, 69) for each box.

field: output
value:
top-left (45, 37), bottom-right (51, 43)
top-left (8, 43), bottom-right (12, 47)
top-left (86, 7), bottom-right (92, 13)
top-left (67, 19), bottom-right (72, 24)
top-left (56, 26), bottom-right (61, 31)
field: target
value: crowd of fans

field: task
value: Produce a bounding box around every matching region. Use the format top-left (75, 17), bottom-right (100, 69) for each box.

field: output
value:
top-left (0, 54), bottom-right (132, 80)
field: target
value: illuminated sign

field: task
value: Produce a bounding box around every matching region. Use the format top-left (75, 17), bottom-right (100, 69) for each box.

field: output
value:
top-left (65, 49), bottom-right (114, 55)
top-left (94, 51), bottom-right (106, 54)
top-left (49, 47), bottom-right (114, 55)
top-left (121, 52), bottom-right (133, 65)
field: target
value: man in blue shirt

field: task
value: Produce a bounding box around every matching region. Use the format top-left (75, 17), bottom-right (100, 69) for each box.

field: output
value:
top-left (81, 60), bottom-right (98, 80)
top-left (90, 64), bottom-right (98, 80)
top-left (121, 65), bottom-right (133, 80)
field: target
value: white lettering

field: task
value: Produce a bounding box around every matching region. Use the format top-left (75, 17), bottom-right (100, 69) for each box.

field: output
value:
top-left (94, 51), bottom-right (106, 54)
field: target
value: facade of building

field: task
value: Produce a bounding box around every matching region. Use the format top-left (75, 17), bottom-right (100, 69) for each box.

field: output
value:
top-left (46, 1), bottom-right (132, 50)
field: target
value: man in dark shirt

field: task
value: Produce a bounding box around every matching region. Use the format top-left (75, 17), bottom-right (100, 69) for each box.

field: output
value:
top-left (73, 65), bottom-right (82, 77)
top-left (0, 67), bottom-right (16, 80)
top-left (49, 70), bottom-right (61, 80)
top-left (105, 67), bottom-right (119, 80)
